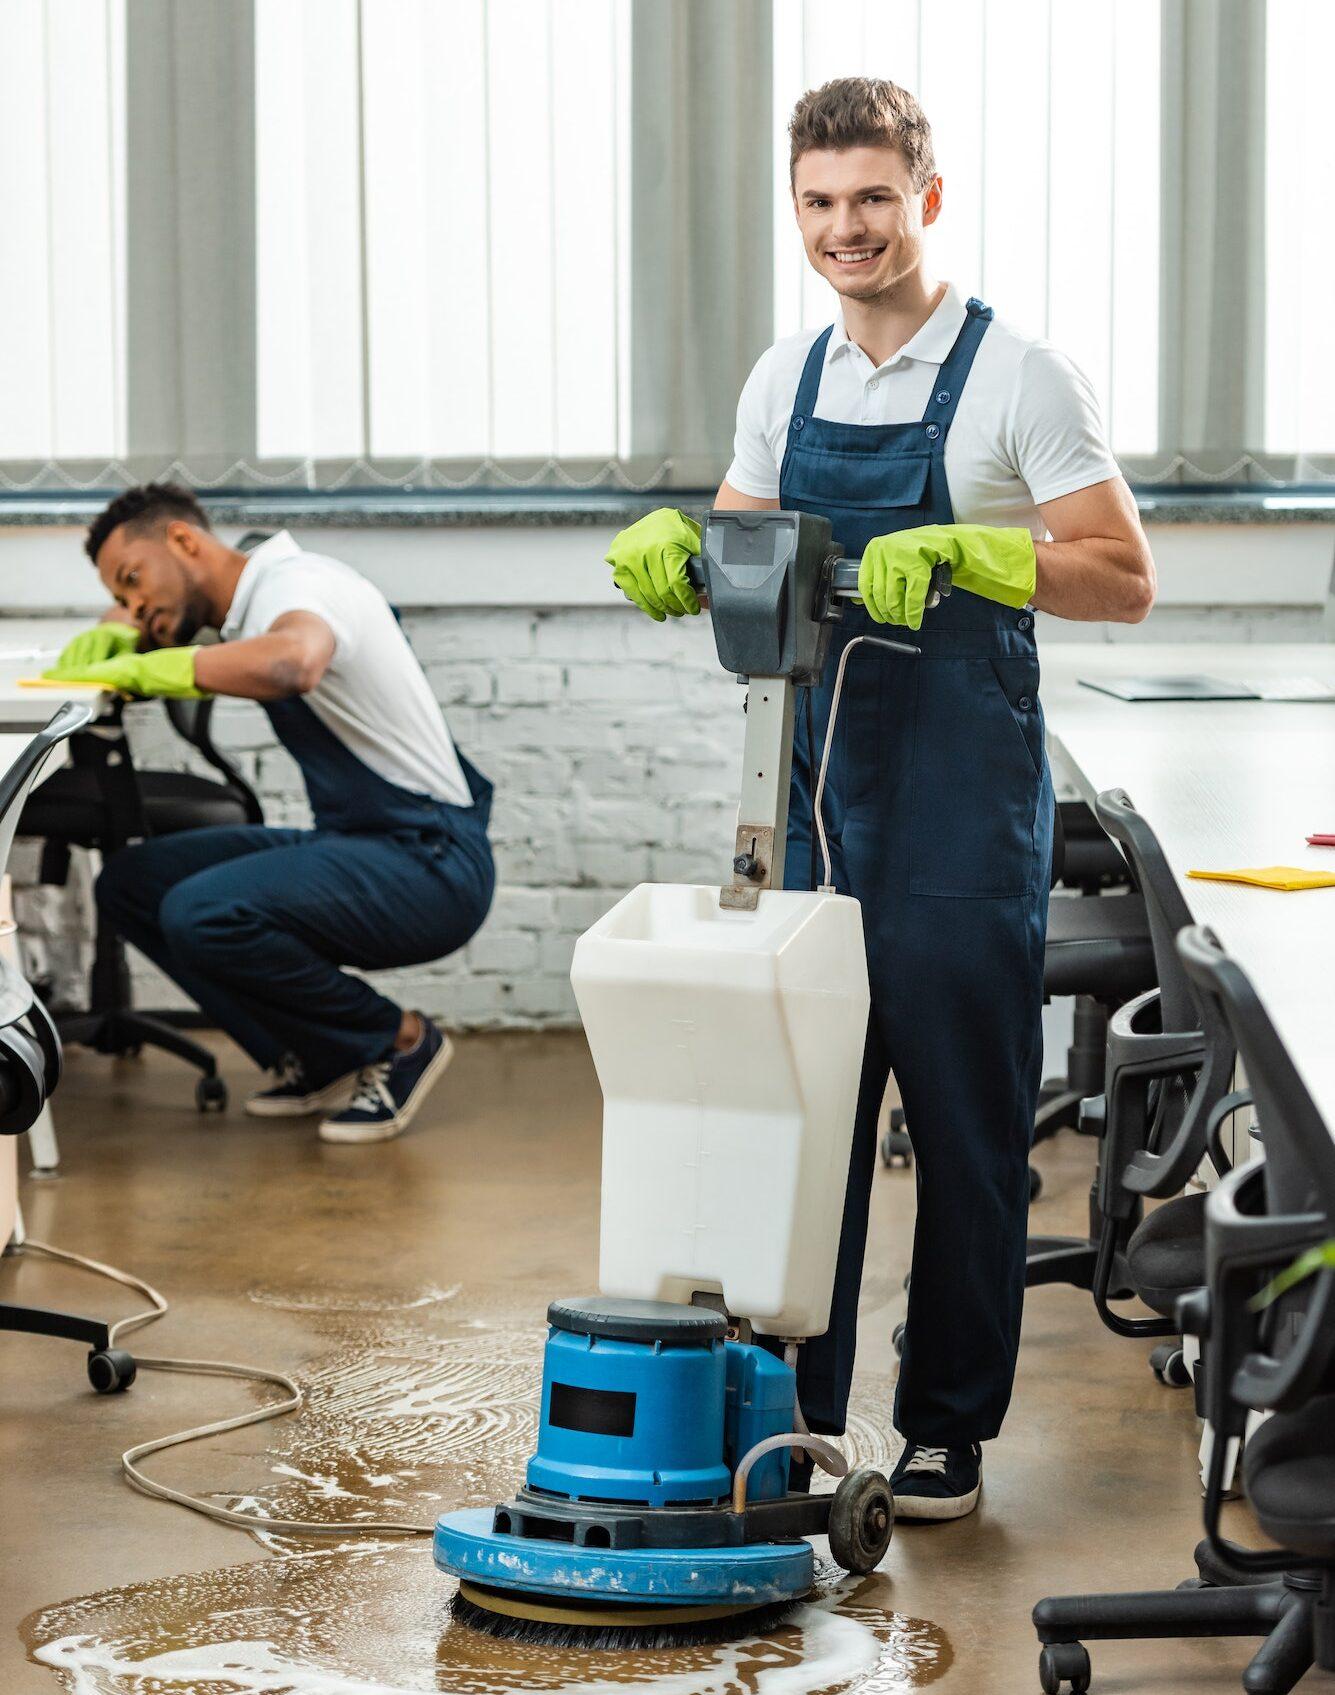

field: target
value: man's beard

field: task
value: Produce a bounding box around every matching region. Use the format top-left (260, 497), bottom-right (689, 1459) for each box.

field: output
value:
top-left (142, 593), bottom-right (208, 651)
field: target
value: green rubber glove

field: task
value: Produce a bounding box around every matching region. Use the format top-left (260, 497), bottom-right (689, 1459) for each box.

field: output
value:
top-left (52, 622), bottom-right (140, 670)
top-left (859, 524), bottom-right (1037, 631)
top-left (42, 645), bottom-right (207, 699)
top-left (604, 508), bottom-right (701, 621)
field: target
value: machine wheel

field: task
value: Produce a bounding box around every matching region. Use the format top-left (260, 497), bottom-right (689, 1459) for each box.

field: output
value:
top-left (827, 1469), bottom-right (894, 1574)
top-left (88, 1348), bottom-right (136, 1394)
top-left (196, 1075), bottom-right (228, 1114)
top-left (1038, 1641), bottom-right (1091, 1694)
top-left (1150, 1343), bottom-right (1192, 1387)
top-left (879, 1109), bottom-right (912, 1169)
top-left (892, 1320), bottom-right (905, 1358)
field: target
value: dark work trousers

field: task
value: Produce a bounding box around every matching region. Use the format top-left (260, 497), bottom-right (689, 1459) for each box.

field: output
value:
top-left (96, 822), bottom-right (494, 1085)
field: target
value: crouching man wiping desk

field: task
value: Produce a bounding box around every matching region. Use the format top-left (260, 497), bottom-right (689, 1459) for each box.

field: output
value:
top-left (45, 482), bottom-right (494, 1144)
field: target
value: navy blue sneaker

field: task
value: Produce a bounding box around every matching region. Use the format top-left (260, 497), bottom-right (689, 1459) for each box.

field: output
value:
top-left (319, 1020), bottom-right (454, 1144)
top-left (889, 1441), bottom-right (982, 1521)
top-left (245, 1053), bottom-right (359, 1118)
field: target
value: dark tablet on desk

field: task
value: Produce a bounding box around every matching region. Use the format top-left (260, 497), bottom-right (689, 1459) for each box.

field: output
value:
top-left (1077, 675), bottom-right (1260, 703)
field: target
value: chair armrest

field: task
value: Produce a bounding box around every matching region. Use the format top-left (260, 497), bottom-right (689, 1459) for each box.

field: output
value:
top-left (1205, 1089), bottom-right (1253, 1178)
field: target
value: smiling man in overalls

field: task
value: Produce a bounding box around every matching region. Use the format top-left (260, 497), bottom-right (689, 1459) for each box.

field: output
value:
top-left (605, 78), bottom-right (1156, 1520)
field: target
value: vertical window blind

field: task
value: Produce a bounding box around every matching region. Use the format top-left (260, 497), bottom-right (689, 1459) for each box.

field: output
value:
top-left (771, 0), bottom-right (1160, 456)
top-left (2, 1), bottom-right (1332, 490)
top-left (0, 0), bottom-right (125, 473)
top-left (1265, 0), bottom-right (1335, 465)
top-left (255, 0), bottom-right (630, 477)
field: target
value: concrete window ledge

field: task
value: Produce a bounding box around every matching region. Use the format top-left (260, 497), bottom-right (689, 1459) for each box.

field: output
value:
top-left (2, 491), bottom-right (1332, 615)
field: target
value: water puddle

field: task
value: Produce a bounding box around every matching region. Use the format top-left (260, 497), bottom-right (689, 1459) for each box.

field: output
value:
top-left (22, 1287), bottom-right (946, 1694)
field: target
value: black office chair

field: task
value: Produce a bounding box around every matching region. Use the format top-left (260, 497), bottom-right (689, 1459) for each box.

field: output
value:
top-left (1034, 924), bottom-right (1335, 1695)
top-left (18, 693), bottom-right (263, 1112)
top-left (1026, 791), bottom-right (1237, 1356)
top-left (0, 705), bottom-right (135, 1390)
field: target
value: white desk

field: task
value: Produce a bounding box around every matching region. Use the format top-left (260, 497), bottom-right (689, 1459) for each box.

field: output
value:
top-left (1042, 641), bottom-right (1335, 1130)
top-left (0, 618), bottom-right (101, 731)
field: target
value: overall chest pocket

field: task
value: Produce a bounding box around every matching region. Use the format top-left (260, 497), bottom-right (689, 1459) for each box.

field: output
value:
top-left (909, 656), bottom-right (1046, 898)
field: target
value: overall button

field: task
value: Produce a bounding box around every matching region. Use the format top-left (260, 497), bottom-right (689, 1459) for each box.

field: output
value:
top-left (925, 423), bottom-right (940, 440)
top-left (936, 389), bottom-right (951, 405)
top-left (1017, 613), bottom-right (1033, 631)
top-left (792, 416), bottom-right (805, 431)
top-left (1018, 694), bottom-right (1034, 711)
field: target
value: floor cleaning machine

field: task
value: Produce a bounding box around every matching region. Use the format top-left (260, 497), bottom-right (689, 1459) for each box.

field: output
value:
top-left (436, 510), bottom-right (950, 1640)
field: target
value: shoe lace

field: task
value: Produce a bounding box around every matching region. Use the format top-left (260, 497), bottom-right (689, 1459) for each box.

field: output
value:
top-left (274, 1053), bottom-right (304, 1088)
top-left (908, 1445), bottom-right (951, 1476)
top-left (347, 1060), bottom-right (395, 1115)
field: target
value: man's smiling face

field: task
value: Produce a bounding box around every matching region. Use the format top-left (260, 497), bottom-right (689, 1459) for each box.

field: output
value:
top-left (792, 143), bottom-right (941, 304)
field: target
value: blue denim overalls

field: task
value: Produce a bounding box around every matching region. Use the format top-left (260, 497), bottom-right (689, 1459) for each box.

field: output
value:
top-left (97, 690), bottom-right (494, 1086)
top-left (780, 299), bottom-right (1054, 1446)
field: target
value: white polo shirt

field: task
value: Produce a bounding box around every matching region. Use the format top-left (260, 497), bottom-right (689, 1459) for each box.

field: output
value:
top-left (220, 532), bottom-right (472, 809)
top-left (726, 283), bottom-right (1120, 536)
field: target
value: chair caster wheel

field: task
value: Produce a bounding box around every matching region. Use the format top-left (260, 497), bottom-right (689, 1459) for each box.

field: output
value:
top-left (880, 1110), bottom-right (912, 1169)
top-left (892, 1320), bottom-right (905, 1358)
top-left (88, 1348), bottom-right (136, 1394)
top-left (1038, 1640), bottom-right (1091, 1693)
top-left (196, 1075), bottom-right (228, 1113)
top-left (1029, 1164), bottom-right (1043, 1201)
top-left (827, 1468), bottom-right (894, 1574)
top-left (1150, 1343), bottom-right (1192, 1387)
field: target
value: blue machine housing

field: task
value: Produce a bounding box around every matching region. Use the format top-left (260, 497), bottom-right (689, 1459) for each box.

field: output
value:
top-left (526, 1306), bottom-right (795, 1508)
top-left (435, 1296), bottom-right (812, 1609)
top-left (527, 1324), bottom-right (732, 1507)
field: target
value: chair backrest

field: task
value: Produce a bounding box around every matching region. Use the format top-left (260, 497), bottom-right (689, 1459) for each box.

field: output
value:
top-left (1179, 924), bottom-right (1335, 1223)
top-left (1092, 788), bottom-right (1236, 1201)
top-left (0, 702), bottom-right (95, 881)
top-left (160, 697), bottom-right (264, 826)
top-left (1182, 928), bottom-right (1335, 1550)
top-left (1095, 787), bottom-right (1197, 1033)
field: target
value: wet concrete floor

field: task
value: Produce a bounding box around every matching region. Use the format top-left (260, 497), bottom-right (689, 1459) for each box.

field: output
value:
top-left (1, 1030), bottom-right (1315, 1693)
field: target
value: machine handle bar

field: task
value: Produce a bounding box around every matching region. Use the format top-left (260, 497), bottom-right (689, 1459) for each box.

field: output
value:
top-left (685, 554), bottom-right (953, 610)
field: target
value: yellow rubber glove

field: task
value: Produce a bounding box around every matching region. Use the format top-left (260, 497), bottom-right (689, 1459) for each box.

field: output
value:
top-left (52, 622), bottom-right (140, 670)
top-left (859, 524), bottom-right (1037, 630)
top-left (604, 508), bottom-right (702, 621)
top-left (42, 645), bottom-right (207, 699)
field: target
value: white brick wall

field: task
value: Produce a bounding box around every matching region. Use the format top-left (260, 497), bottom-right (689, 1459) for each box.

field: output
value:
top-left (12, 598), bottom-right (1327, 1032)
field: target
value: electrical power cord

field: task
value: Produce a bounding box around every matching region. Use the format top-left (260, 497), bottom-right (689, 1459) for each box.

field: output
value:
top-left (20, 1237), bottom-right (433, 1539)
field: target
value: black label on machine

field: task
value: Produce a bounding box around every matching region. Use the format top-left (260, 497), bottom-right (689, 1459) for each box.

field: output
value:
top-left (549, 1381), bottom-right (637, 1438)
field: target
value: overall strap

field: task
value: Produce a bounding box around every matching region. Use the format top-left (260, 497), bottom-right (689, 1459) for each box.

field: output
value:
top-left (919, 297), bottom-right (994, 433)
top-left (790, 326), bottom-right (835, 429)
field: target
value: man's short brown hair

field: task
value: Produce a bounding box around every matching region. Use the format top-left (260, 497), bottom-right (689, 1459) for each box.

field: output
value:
top-left (789, 77), bottom-right (937, 191)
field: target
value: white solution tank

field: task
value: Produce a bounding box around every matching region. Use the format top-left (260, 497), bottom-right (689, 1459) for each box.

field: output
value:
top-left (571, 883), bottom-right (870, 1340)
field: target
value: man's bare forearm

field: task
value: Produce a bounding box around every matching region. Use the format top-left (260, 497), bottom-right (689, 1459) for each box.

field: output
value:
top-left (193, 631), bottom-right (329, 700)
top-left (1032, 535), bottom-right (1157, 623)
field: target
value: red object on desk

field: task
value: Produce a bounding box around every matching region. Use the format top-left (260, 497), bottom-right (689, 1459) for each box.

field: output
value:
top-left (1306, 835), bottom-right (1335, 847)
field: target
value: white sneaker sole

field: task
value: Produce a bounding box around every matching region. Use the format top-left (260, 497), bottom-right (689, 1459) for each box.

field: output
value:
top-left (319, 1034), bottom-right (454, 1145)
top-left (244, 1070), bottom-right (360, 1118)
top-left (891, 1481), bottom-right (981, 1521)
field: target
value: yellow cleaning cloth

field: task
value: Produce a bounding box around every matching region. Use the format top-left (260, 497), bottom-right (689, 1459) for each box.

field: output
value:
top-left (1187, 866), bottom-right (1335, 892)
top-left (16, 677), bottom-right (104, 689)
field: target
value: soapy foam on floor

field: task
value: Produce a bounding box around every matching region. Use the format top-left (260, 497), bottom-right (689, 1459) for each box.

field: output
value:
top-left (23, 1285), bottom-right (940, 1694)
